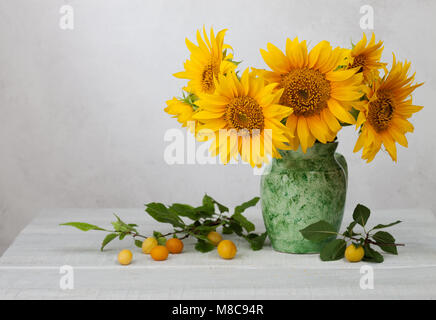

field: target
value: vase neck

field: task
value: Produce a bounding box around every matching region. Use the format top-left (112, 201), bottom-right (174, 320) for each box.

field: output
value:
top-left (280, 142), bottom-right (338, 160)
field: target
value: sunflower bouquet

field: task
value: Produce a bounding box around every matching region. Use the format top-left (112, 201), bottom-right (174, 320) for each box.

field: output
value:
top-left (61, 28), bottom-right (422, 261)
top-left (165, 27), bottom-right (423, 165)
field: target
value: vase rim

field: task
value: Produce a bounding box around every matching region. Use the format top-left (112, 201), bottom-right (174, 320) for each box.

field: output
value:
top-left (279, 141), bottom-right (338, 159)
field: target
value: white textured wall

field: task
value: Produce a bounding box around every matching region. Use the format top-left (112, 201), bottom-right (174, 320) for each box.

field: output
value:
top-left (1, 0), bottom-right (435, 254)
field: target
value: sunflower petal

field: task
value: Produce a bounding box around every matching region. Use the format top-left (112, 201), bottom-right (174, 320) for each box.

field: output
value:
top-left (297, 117), bottom-right (314, 153)
top-left (328, 99), bottom-right (356, 124)
top-left (306, 115), bottom-right (328, 143)
top-left (381, 132), bottom-right (397, 162)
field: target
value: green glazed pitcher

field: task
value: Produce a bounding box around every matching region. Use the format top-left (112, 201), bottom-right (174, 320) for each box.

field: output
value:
top-left (260, 142), bottom-right (347, 253)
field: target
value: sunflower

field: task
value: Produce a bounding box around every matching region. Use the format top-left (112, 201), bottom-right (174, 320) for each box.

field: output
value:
top-left (193, 69), bottom-right (292, 167)
top-left (259, 37), bottom-right (364, 152)
top-left (164, 97), bottom-right (195, 128)
top-left (353, 55), bottom-right (423, 162)
top-left (174, 27), bottom-right (236, 96)
top-left (347, 33), bottom-right (386, 83)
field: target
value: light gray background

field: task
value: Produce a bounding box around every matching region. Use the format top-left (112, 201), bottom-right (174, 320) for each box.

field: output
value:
top-left (0, 0), bottom-right (434, 255)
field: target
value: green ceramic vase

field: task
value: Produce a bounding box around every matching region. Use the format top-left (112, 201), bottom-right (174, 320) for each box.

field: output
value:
top-left (260, 142), bottom-right (348, 253)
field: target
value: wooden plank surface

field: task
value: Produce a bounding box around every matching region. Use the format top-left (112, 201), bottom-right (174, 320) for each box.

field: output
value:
top-left (0, 208), bottom-right (435, 299)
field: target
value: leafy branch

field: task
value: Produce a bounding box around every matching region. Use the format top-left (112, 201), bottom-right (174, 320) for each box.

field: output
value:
top-left (300, 204), bottom-right (404, 263)
top-left (61, 214), bottom-right (148, 251)
top-left (60, 194), bottom-right (267, 252)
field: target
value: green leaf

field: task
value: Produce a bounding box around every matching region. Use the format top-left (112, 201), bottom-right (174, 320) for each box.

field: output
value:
top-left (190, 231), bottom-right (215, 242)
top-left (353, 204), bottom-right (371, 227)
top-left (112, 222), bottom-right (129, 233)
top-left (194, 207), bottom-right (215, 218)
top-left (244, 232), bottom-right (268, 251)
top-left (299, 220), bottom-right (337, 242)
top-left (157, 236), bottom-right (167, 246)
top-left (198, 194), bottom-right (229, 214)
top-left (100, 233), bottom-right (118, 251)
top-left (320, 239), bottom-right (346, 261)
top-left (229, 196), bottom-right (259, 233)
top-left (153, 231), bottom-right (167, 246)
top-left (215, 202), bottom-right (229, 213)
top-left (145, 202), bottom-right (185, 228)
top-left (343, 221), bottom-right (359, 238)
top-left (60, 222), bottom-right (105, 232)
top-left (207, 195), bottom-right (229, 213)
top-left (153, 231), bottom-right (163, 238)
top-left (234, 197), bottom-right (260, 216)
top-left (193, 195), bottom-right (216, 218)
top-left (118, 233), bottom-right (126, 240)
top-left (134, 239), bottom-right (143, 248)
top-left (193, 224), bottom-right (220, 233)
top-left (231, 212), bottom-right (255, 233)
top-left (222, 225), bottom-right (233, 235)
top-left (372, 231), bottom-right (398, 255)
top-left (112, 214), bottom-right (137, 233)
top-left (169, 203), bottom-right (198, 220)
top-left (228, 222), bottom-right (243, 236)
top-left (202, 194), bottom-right (215, 212)
top-left (229, 59), bottom-right (242, 66)
top-left (363, 244), bottom-right (384, 263)
top-left (371, 220), bottom-right (402, 231)
top-left (195, 239), bottom-right (215, 253)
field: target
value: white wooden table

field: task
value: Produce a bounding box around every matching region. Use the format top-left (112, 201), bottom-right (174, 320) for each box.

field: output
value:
top-left (0, 208), bottom-right (435, 299)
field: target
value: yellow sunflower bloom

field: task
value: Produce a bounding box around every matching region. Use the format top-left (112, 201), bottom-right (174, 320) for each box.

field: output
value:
top-left (193, 69), bottom-right (292, 167)
top-left (174, 27), bottom-right (236, 96)
top-left (353, 54), bottom-right (423, 162)
top-left (259, 37), bottom-right (364, 152)
top-left (348, 33), bottom-right (387, 83)
top-left (164, 97), bottom-right (196, 129)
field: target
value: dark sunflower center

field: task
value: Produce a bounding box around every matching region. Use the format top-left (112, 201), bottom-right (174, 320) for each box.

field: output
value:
top-left (350, 54), bottom-right (367, 72)
top-left (201, 63), bottom-right (218, 93)
top-left (279, 68), bottom-right (331, 117)
top-left (367, 91), bottom-right (395, 132)
top-left (226, 97), bottom-right (264, 131)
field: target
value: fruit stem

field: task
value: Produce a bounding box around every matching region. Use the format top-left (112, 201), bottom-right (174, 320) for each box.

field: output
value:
top-left (346, 234), bottom-right (404, 247)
